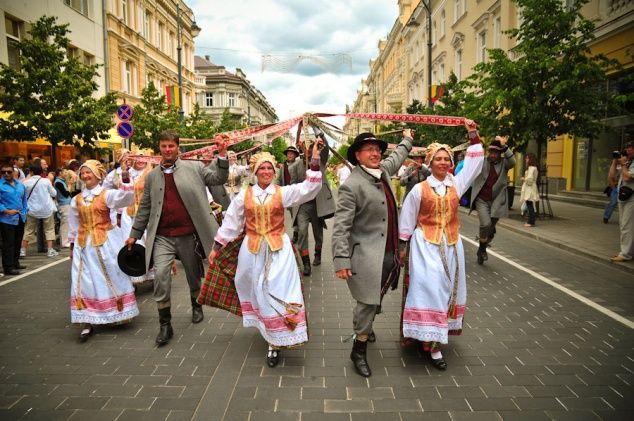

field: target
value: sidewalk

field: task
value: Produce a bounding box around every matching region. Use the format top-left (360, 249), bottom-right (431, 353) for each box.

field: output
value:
top-left (459, 197), bottom-right (633, 274)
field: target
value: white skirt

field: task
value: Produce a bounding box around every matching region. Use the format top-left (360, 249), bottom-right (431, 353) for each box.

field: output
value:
top-left (402, 229), bottom-right (467, 344)
top-left (70, 227), bottom-right (139, 325)
top-left (235, 235), bottom-right (307, 347)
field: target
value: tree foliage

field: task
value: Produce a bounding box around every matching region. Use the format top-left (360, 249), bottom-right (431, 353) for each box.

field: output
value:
top-left (465, 0), bottom-right (621, 152)
top-left (262, 136), bottom-right (288, 163)
top-left (0, 16), bottom-right (117, 152)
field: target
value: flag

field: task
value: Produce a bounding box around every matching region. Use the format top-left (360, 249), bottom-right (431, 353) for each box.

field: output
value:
top-left (165, 85), bottom-right (180, 108)
top-left (431, 85), bottom-right (445, 104)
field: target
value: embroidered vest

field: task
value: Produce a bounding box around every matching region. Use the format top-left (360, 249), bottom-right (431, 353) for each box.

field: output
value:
top-left (126, 167), bottom-right (150, 217)
top-left (76, 190), bottom-right (113, 247)
top-left (244, 185), bottom-right (285, 254)
top-left (417, 180), bottom-right (460, 246)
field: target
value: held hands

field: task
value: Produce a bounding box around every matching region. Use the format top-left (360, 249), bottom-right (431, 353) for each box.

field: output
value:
top-left (335, 268), bottom-right (352, 280)
top-left (125, 237), bottom-right (136, 251)
top-left (464, 118), bottom-right (477, 132)
top-left (403, 128), bottom-right (413, 139)
top-left (208, 250), bottom-right (217, 265)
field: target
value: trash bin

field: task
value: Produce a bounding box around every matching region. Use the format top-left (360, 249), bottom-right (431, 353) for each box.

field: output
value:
top-left (507, 185), bottom-right (515, 210)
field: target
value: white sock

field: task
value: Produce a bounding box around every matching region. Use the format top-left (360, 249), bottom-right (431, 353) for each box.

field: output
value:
top-left (431, 350), bottom-right (443, 360)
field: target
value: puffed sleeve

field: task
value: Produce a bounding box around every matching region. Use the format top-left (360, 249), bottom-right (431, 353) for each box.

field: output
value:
top-left (453, 143), bottom-right (485, 197)
top-left (105, 184), bottom-right (135, 209)
top-left (399, 183), bottom-right (421, 241)
top-left (215, 189), bottom-right (246, 246)
top-left (68, 196), bottom-right (79, 244)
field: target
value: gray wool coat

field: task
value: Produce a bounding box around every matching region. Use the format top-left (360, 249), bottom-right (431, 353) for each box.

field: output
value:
top-left (130, 157), bottom-right (229, 270)
top-left (469, 148), bottom-right (516, 218)
top-left (332, 136), bottom-right (413, 305)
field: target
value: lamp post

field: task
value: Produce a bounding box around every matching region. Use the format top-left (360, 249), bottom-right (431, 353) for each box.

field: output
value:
top-left (408, 2), bottom-right (432, 109)
top-left (176, 2), bottom-right (201, 120)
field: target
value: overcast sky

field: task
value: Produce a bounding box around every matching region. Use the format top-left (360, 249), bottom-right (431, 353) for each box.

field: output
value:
top-left (189, 0), bottom-right (397, 129)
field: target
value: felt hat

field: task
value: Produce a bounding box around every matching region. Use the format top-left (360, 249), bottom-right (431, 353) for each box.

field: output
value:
top-left (117, 244), bottom-right (146, 277)
top-left (283, 146), bottom-right (300, 156)
top-left (488, 139), bottom-right (505, 151)
top-left (347, 132), bottom-right (388, 166)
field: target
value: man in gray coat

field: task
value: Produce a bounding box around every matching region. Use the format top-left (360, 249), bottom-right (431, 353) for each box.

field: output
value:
top-left (469, 136), bottom-right (515, 264)
top-left (277, 145), bottom-right (303, 243)
top-left (332, 129), bottom-right (413, 377)
top-left (126, 130), bottom-right (229, 346)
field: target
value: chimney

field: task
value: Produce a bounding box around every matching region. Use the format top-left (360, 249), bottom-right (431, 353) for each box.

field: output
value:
top-left (205, 55), bottom-right (210, 62)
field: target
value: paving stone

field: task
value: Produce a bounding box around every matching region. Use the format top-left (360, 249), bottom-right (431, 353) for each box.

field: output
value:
top-left (117, 409), bottom-right (172, 421)
top-left (67, 409), bottom-right (123, 421)
top-left (250, 412), bottom-right (299, 421)
top-left (346, 386), bottom-right (394, 400)
top-left (495, 410), bottom-right (551, 421)
top-left (419, 398), bottom-right (470, 411)
top-left (136, 385), bottom-right (184, 398)
top-left (102, 396), bottom-right (155, 410)
top-left (323, 399), bottom-right (373, 413)
top-left (371, 398), bottom-right (422, 412)
top-left (512, 397), bottom-right (566, 410)
top-left (20, 409), bottom-right (76, 421)
top-left (448, 411), bottom-right (503, 421)
top-left (467, 397), bottom-right (519, 411)
top-left (480, 385), bottom-right (530, 398)
top-left (276, 398), bottom-right (324, 412)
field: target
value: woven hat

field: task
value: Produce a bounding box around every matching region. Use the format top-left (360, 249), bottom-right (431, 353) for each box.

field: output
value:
top-left (249, 152), bottom-right (277, 173)
top-left (117, 244), bottom-right (146, 277)
top-left (347, 132), bottom-right (388, 166)
top-left (79, 160), bottom-right (107, 180)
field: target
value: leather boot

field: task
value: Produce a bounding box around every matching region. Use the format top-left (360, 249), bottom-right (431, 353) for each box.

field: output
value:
top-left (312, 249), bottom-right (321, 266)
top-left (156, 307), bottom-right (173, 346)
top-left (301, 255), bottom-right (311, 276)
top-left (350, 339), bottom-right (371, 377)
top-left (191, 297), bottom-right (204, 324)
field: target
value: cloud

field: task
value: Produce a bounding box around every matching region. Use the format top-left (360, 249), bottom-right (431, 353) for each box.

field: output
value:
top-left (189, 0), bottom-right (396, 130)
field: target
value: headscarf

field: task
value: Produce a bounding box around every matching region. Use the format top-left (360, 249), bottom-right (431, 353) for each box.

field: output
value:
top-left (249, 152), bottom-right (277, 173)
top-left (425, 142), bottom-right (454, 167)
top-left (79, 159), bottom-right (107, 181)
top-left (115, 148), bottom-right (130, 162)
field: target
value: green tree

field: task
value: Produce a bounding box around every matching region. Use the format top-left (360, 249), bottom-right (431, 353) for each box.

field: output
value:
top-left (262, 136), bottom-right (288, 164)
top-left (0, 16), bottom-right (118, 165)
top-left (131, 82), bottom-right (181, 150)
top-left (466, 0), bottom-right (621, 159)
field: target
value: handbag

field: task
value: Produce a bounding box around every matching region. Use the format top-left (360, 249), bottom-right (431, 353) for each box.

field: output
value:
top-left (618, 185), bottom-right (633, 201)
top-left (603, 186), bottom-right (613, 197)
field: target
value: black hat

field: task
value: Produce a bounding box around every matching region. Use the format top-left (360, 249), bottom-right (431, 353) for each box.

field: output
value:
top-left (347, 132), bottom-right (388, 165)
top-left (117, 244), bottom-right (146, 277)
top-left (283, 146), bottom-right (300, 156)
top-left (488, 139), bottom-right (505, 151)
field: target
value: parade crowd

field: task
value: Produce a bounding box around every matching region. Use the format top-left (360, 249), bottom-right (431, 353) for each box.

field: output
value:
top-left (1, 122), bottom-right (633, 377)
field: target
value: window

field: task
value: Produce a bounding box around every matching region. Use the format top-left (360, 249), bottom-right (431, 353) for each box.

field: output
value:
top-left (64, 0), bottom-right (89, 17)
top-left (455, 49), bottom-right (462, 80)
top-left (122, 61), bottom-right (136, 95)
top-left (440, 10), bottom-right (446, 38)
top-left (432, 21), bottom-right (437, 45)
top-left (454, 0), bottom-right (466, 22)
top-left (83, 52), bottom-right (95, 65)
top-left (156, 21), bottom-right (163, 50)
top-left (121, 0), bottom-right (128, 24)
top-left (228, 92), bottom-right (236, 107)
top-left (67, 46), bottom-right (80, 60)
top-left (5, 15), bottom-right (22, 70)
top-left (137, 3), bottom-right (143, 32)
top-left (205, 92), bottom-right (214, 107)
top-left (478, 31), bottom-right (487, 62)
top-left (143, 11), bottom-right (151, 39)
top-left (167, 32), bottom-right (173, 58)
top-left (439, 63), bottom-right (445, 82)
top-left (494, 17), bottom-right (502, 48)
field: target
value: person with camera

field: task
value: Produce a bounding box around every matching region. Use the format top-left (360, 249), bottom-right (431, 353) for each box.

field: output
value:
top-left (610, 140), bottom-right (634, 262)
top-left (603, 150), bottom-right (624, 224)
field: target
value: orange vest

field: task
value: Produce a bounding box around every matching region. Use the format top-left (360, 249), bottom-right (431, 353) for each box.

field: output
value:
top-left (76, 190), bottom-right (113, 247)
top-left (126, 167), bottom-right (150, 217)
top-left (417, 180), bottom-right (461, 246)
top-left (244, 185), bottom-right (285, 254)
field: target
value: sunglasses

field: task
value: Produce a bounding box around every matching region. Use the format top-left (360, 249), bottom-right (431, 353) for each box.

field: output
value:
top-left (2, 170), bottom-right (14, 174)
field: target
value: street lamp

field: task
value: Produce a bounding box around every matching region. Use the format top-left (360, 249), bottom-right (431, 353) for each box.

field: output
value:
top-left (407, 1), bottom-right (432, 108)
top-left (177, 2), bottom-right (201, 119)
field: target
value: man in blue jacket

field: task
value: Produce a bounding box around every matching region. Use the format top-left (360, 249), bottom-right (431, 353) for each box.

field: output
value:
top-left (0, 162), bottom-right (28, 275)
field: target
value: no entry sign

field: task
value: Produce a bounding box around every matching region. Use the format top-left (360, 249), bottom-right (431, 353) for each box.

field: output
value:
top-left (116, 121), bottom-right (134, 139)
top-left (117, 104), bottom-right (133, 121)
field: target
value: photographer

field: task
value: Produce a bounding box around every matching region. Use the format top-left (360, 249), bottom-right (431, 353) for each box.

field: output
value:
top-left (610, 140), bottom-right (634, 262)
top-left (603, 150), bottom-right (624, 224)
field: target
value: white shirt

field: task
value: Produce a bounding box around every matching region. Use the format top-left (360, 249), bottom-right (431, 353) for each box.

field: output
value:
top-left (337, 166), bottom-right (351, 185)
top-left (23, 176), bottom-right (57, 218)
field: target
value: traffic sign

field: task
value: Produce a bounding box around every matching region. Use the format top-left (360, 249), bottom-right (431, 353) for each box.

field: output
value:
top-left (116, 121), bottom-right (134, 139)
top-left (117, 104), bottom-right (134, 121)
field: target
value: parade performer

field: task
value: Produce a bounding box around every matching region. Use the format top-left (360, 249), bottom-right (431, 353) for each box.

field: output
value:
top-left (276, 145), bottom-right (303, 244)
top-left (119, 150), bottom-right (154, 283)
top-left (68, 160), bottom-right (139, 342)
top-left (332, 129), bottom-right (413, 378)
top-left (398, 120), bottom-right (484, 370)
top-left (470, 135), bottom-right (515, 264)
top-left (226, 151), bottom-right (250, 201)
top-left (399, 149), bottom-right (430, 199)
top-left (126, 130), bottom-right (229, 347)
top-left (206, 142), bottom-right (323, 367)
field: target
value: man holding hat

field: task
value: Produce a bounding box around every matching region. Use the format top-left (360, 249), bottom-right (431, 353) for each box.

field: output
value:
top-left (469, 135), bottom-right (516, 264)
top-left (332, 129), bottom-right (413, 377)
top-left (125, 130), bottom-right (229, 346)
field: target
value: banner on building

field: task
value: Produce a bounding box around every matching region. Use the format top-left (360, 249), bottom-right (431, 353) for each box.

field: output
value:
top-left (165, 85), bottom-right (180, 108)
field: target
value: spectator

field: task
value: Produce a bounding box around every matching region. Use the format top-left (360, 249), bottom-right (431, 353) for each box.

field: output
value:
top-left (610, 140), bottom-right (634, 262)
top-left (0, 162), bottom-right (28, 275)
top-left (21, 163), bottom-right (58, 257)
top-left (52, 168), bottom-right (72, 248)
top-left (519, 153), bottom-right (540, 227)
top-left (336, 162), bottom-right (351, 186)
top-left (12, 155), bottom-right (26, 181)
top-left (603, 152), bottom-right (621, 224)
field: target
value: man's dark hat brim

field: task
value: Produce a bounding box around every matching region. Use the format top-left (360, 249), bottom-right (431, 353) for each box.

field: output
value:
top-left (347, 133), bottom-right (388, 165)
top-left (488, 140), bottom-right (505, 151)
top-left (117, 244), bottom-right (146, 277)
top-left (283, 146), bottom-right (300, 155)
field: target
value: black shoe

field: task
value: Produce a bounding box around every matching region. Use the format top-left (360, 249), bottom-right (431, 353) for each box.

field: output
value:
top-left (476, 249), bottom-right (487, 265)
top-left (78, 324), bottom-right (93, 343)
top-left (350, 339), bottom-right (371, 377)
top-left (191, 298), bottom-right (204, 324)
top-left (155, 323), bottom-right (173, 346)
top-left (302, 255), bottom-right (311, 276)
top-left (312, 253), bottom-right (321, 266)
top-left (431, 357), bottom-right (447, 370)
top-left (3, 269), bottom-right (20, 275)
top-left (603, 218), bottom-right (609, 224)
top-left (266, 349), bottom-right (280, 367)
top-left (367, 331), bottom-right (376, 343)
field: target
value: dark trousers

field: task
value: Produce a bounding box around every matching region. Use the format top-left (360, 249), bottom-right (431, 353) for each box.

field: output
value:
top-left (1, 219), bottom-right (25, 271)
top-left (526, 201), bottom-right (536, 225)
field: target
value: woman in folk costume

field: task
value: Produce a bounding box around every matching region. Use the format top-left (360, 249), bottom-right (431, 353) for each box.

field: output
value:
top-left (398, 119), bottom-right (484, 370)
top-left (119, 150), bottom-right (155, 283)
top-left (226, 150), bottom-right (250, 202)
top-left (68, 160), bottom-right (139, 342)
top-left (207, 142), bottom-right (323, 367)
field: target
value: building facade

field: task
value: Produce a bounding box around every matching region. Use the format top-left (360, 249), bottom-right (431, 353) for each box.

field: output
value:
top-left (346, 0), bottom-right (634, 192)
top-left (194, 55), bottom-right (278, 126)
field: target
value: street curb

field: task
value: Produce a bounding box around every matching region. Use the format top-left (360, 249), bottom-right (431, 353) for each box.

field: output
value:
top-left (458, 208), bottom-right (634, 275)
